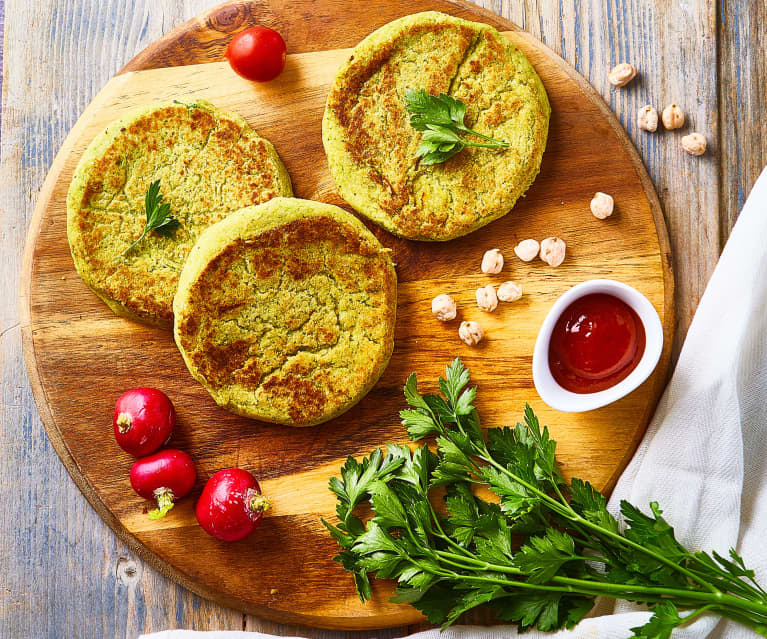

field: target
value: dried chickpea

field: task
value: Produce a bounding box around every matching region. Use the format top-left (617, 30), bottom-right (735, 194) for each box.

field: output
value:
top-left (590, 192), bottom-right (614, 220)
top-left (459, 321), bottom-right (484, 346)
top-left (682, 133), bottom-right (706, 156)
top-left (481, 248), bottom-right (504, 274)
top-left (637, 105), bottom-right (658, 132)
top-left (540, 237), bottom-right (566, 267)
top-left (662, 103), bottom-right (685, 130)
top-left (475, 285), bottom-right (498, 312)
top-left (514, 239), bottom-right (539, 262)
top-left (497, 281), bottom-right (522, 302)
top-left (431, 294), bottom-right (457, 322)
top-left (608, 63), bottom-right (637, 87)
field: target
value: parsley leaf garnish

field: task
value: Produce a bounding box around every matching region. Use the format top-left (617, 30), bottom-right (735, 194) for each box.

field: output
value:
top-left (405, 89), bottom-right (510, 165)
top-left (121, 179), bottom-right (181, 256)
top-left (325, 358), bottom-right (767, 635)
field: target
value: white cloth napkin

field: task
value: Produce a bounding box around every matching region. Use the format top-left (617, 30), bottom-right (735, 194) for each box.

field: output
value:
top-left (141, 166), bottom-right (767, 639)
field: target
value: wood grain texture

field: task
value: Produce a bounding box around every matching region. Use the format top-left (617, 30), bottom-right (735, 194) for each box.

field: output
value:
top-left (1, 3), bottom-right (252, 637)
top-left (2, 0), bottom-right (763, 637)
top-left (718, 0), bottom-right (767, 241)
top-left (19, 4), bottom-right (673, 627)
top-left (472, 0), bottom-right (723, 361)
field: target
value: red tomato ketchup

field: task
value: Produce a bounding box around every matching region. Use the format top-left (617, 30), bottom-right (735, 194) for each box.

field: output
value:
top-left (548, 293), bottom-right (645, 393)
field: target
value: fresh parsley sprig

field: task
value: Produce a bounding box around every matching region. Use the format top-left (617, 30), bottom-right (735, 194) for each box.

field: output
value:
top-left (405, 89), bottom-right (510, 165)
top-left (121, 179), bottom-right (180, 256)
top-left (324, 359), bottom-right (767, 636)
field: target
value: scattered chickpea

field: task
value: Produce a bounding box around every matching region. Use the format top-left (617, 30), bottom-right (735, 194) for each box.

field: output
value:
top-left (590, 192), bottom-right (614, 220)
top-left (481, 248), bottom-right (504, 274)
top-left (431, 294), bottom-right (457, 322)
top-left (637, 105), bottom-right (658, 132)
top-left (497, 281), bottom-right (522, 302)
top-left (540, 237), bottom-right (566, 267)
top-left (475, 285), bottom-right (498, 312)
top-left (459, 321), bottom-right (484, 346)
top-left (662, 103), bottom-right (685, 130)
top-left (682, 133), bottom-right (706, 156)
top-left (513, 239), bottom-right (540, 262)
top-left (608, 63), bottom-right (637, 87)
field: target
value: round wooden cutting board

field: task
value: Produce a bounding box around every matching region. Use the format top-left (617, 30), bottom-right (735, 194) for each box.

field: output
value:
top-left (20, 0), bottom-right (673, 630)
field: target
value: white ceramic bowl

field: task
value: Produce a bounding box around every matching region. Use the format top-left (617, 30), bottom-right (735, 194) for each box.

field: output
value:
top-left (532, 279), bottom-right (663, 412)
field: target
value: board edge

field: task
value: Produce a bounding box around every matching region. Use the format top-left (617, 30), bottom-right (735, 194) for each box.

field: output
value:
top-left (19, 0), bottom-right (674, 630)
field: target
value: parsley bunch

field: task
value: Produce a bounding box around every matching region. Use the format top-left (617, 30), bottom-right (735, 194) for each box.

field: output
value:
top-left (324, 359), bottom-right (767, 636)
top-left (121, 179), bottom-right (180, 256)
top-left (405, 89), bottom-right (510, 165)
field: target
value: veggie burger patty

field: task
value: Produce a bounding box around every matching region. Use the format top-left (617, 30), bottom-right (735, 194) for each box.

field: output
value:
top-left (67, 100), bottom-right (292, 328)
top-left (322, 11), bottom-right (550, 241)
top-left (173, 197), bottom-right (397, 427)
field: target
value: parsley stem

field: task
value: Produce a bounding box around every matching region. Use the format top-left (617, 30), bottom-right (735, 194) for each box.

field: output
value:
top-left (687, 553), bottom-right (767, 600)
top-left (442, 572), bottom-right (709, 609)
top-left (681, 605), bottom-right (714, 626)
top-left (567, 529), bottom-right (609, 554)
top-left (708, 606), bottom-right (767, 635)
top-left (463, 141), bottom-right (509, 149)
top-left (550, 578), bottom-right (767, 621)
top-left (549, 472), bottom-right (570, 506)
top-left (470, 414), bottom-right (721, 598)
top-left (434, 550), bottom-right (521, 574)
top-left (428, 550), bottom-right (735, 612)
top-left (464, 428), bottom-right (721, 597)
top-left (457, 124), bottom-right (510, 147)
top-left (572, 515), bottom-right (720, 594)
top-left (425, 502), bottom-right (478, 560)
top-left (121, 230), bottom-right (148, 257)
top-left (447, 566), bottom-right (767, 623)
top-left (477, 449), bottom-right (720, 595)
top-left (478, 450), bottom-right (575, 516)
top-left (694, 572), bottom-right (761, 601)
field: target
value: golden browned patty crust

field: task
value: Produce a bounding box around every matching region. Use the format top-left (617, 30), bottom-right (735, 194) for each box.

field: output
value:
top-left (67, 100), bottom-right (292, 328)
top-left (173, 197), bottom-right (397, 427)
top-left (322, 11), bottom-right (550, 241)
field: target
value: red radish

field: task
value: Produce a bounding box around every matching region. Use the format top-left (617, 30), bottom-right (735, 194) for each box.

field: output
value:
top-left (113, 387), bottom-right (175, 457)
top-left (196, 468), bottom-right (270, 541)
top-left (130, 449), bottom-right (196, 520)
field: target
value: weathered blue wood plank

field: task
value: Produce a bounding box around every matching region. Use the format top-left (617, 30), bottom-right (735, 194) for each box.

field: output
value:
top-left (718, 0), bottom-right (766, 239)
top-left (1, 0), bottom-right (5, 130)
top-left (0, 2), bottom-right (246, 636)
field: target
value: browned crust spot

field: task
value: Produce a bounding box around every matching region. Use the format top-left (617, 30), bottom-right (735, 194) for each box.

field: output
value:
top-left (262, 374), bottom-right (328, 424)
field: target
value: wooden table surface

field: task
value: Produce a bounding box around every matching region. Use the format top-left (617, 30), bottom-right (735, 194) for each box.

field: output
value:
top-left (0, 1), bottom-right (764, 637)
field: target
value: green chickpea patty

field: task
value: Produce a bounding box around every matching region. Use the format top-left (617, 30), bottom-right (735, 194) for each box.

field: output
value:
top-left (67, 100), bottom-right (292, 328)
top-left (173, 197), bottom-right (397, 427)
top-left (323, 11), bottom-right (550, 241)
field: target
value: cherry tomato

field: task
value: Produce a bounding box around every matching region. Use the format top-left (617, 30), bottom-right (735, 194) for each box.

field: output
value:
top-left (225, 26), bottom-right (287, 82)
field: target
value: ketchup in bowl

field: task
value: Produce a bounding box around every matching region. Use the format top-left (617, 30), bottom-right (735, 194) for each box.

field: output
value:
top-left (548, 293), bottom-right (645, 394)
